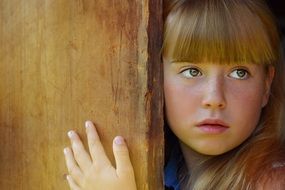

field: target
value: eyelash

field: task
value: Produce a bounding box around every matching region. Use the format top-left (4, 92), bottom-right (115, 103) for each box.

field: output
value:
top-left (180, 67), bottom-right (202, 78)
top-left (179, 67), bottom-right (251, 80)
top-left (228, 68), bottom-right (250, 80)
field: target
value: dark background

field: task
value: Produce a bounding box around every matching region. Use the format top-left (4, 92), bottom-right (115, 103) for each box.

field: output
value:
top-left (267, 0), bottom-right (285, 46)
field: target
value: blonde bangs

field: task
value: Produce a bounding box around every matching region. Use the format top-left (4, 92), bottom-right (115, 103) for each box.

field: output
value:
top-left (162, 0), bottom-right (280, 65)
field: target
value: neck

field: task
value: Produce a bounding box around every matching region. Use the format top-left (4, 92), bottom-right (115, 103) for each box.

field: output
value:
top-left (179, 141), bottom-right (211, 171)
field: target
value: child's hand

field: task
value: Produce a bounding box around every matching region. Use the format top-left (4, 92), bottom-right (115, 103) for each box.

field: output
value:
top-left (63, 121), bottom-right (137, 190)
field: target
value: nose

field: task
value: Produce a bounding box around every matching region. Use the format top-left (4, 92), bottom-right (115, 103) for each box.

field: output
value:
top-left (202, 76), bottom-right (226, 109)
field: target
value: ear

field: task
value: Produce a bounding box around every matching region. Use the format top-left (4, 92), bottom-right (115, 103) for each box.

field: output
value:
top-left (262, 66), bottom-right (275, 107)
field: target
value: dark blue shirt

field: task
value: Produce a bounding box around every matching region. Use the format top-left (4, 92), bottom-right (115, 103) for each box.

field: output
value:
top-left (164, 149), bottom-right (181, 190)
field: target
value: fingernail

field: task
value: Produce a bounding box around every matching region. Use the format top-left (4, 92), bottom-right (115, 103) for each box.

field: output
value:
top-left (63, 148), bottom-right (68, 154)
top-left (114, 136), bottom-right (124, 145)
top-left (68, 131), bottom-right (73, 138)
top-left (85, 121), bottom-right (92, 128)
top-left (66, 175), bottom-right (71, 180)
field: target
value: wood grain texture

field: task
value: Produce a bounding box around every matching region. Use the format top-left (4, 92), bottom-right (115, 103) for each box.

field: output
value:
top-left (0, 0), bottom-right (164, 189)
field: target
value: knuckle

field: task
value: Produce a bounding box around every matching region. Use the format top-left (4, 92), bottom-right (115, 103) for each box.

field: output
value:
top-left (72, 145), bottom-right (83, 157)
top-left (123, 165), bottom-right (134, 173)
top-left (68, 166), bottom-right (79, 176)
top-left (89, 139), bottom-right (98, 148)
top-left (73, 149), bottom-right (80, 157)
top-left (120, 168), bottom-right (135, 179)
top-left (116, 149), bottom-right (129, 156)
top-left (115, 145), bottom-right (129, 153)
top-left (89, 135), bottom-right (102, 147)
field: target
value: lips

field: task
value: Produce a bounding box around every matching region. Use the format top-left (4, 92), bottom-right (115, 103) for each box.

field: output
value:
top-left (196, 119), bottom-right (229, 134)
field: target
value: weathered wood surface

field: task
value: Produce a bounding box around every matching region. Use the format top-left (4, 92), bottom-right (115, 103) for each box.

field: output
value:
top-left (0, 0), bottom-right (163, 189)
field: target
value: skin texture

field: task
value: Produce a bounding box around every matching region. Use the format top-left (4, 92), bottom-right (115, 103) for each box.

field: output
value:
top-left (63, 62), bottom-right (279, 189)
top-left (163, 61), bottom-right (274, 156)
top-left (64, 121), bottom-right (137, 190)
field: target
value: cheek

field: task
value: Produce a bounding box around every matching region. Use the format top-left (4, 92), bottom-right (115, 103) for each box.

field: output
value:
top-left (227, 81), bottom-right (265, 131)
top-left (164, 79), bottom-right (201, 127)
top-left (228, 80), bottom-right (265, 111)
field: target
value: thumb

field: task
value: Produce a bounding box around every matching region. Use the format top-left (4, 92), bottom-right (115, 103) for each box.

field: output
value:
top-left (113, 136), bottom-right (134, 178)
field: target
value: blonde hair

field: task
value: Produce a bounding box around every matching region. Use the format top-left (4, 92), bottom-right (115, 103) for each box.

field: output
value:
top-left (163, 0), bottom-right (285, 189)
top-left (163, 0), bottom-right (280, 65)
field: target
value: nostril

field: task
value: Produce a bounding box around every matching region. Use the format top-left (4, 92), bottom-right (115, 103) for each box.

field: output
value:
top-left (205, 103), bottom-right (211, 107)
top-left (203, 102), bottom-right (226, 109)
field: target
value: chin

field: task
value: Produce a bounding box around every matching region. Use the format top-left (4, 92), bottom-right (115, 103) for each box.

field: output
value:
top-left (193, 146), bottom-right (233, 156)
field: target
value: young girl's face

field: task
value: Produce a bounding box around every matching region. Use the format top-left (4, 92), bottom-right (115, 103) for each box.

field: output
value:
top-left (164, 60), bottom-right (274, 155)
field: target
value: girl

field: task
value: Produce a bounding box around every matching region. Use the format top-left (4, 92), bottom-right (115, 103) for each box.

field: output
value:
top-left (63, 0), bottom-right (285, 189)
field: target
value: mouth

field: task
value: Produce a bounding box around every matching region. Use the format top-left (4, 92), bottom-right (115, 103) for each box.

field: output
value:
top-left (196, 119), bottom-right (229, 134)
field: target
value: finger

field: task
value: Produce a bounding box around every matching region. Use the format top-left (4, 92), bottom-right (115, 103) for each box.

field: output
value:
top-left (113, 136), bottom-right (135, 178)
top-left (68, 130), bottom-right (92, 171)
top-left (64, 147), bottom-right (83, 185)
top-left (66, 175), bottom-right (81, 190)
top-left (85, 121), bottom-right (111, 166)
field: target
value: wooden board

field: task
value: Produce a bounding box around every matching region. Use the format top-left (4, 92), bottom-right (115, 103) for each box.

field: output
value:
top-left (0, 0), bottom-right (163, 189)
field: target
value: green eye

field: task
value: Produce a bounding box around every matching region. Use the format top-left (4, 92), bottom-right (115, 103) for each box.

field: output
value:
top-left (181, 68), bottom-right (202, 78)
top-left (229, 69), bottom-right (249, 79)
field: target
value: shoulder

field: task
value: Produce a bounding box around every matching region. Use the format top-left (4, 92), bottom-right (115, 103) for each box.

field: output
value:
top-left (257, 162), bottom-right (285, 190)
